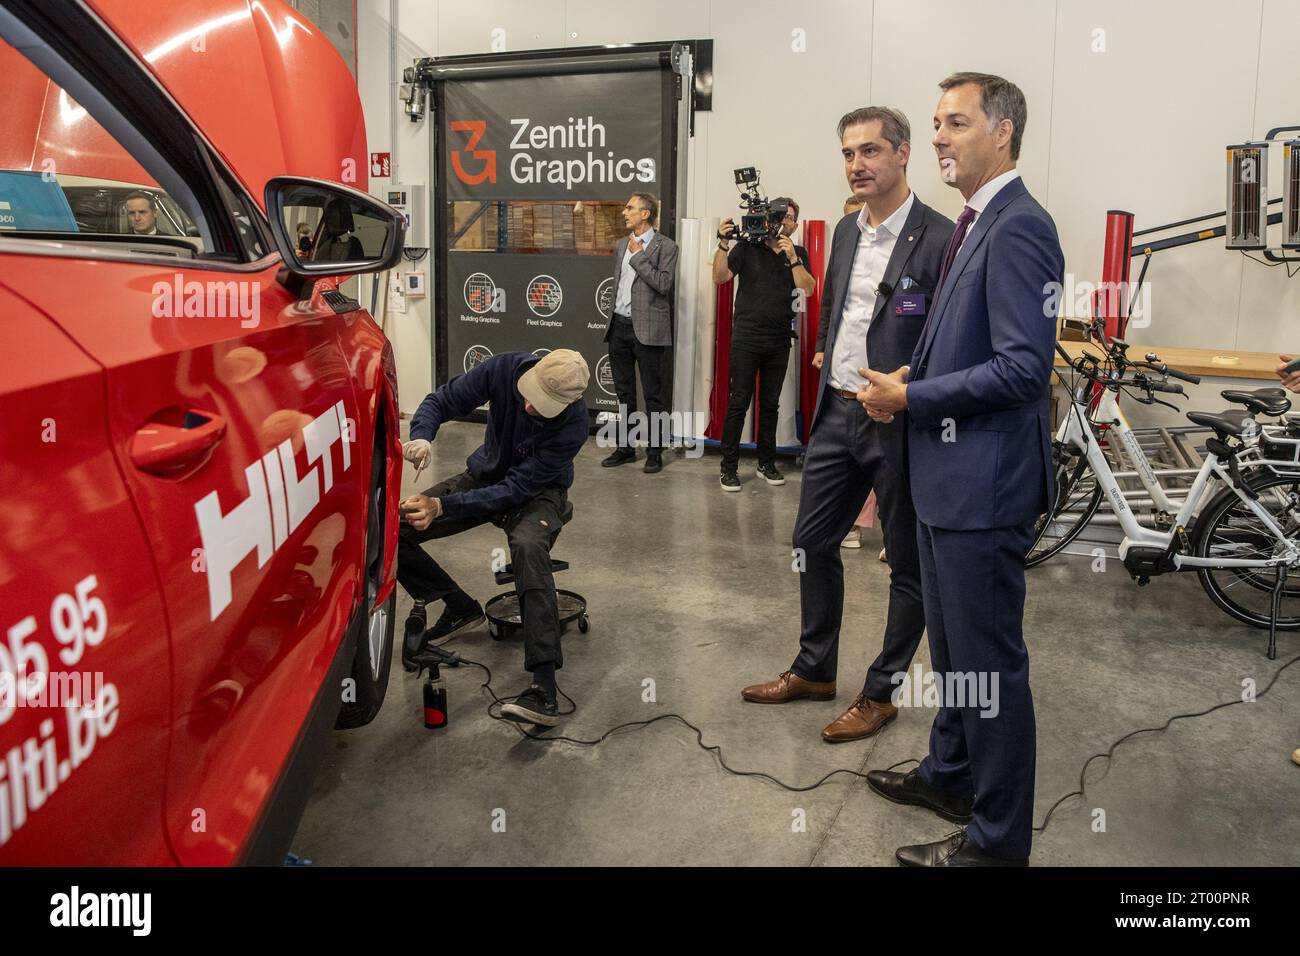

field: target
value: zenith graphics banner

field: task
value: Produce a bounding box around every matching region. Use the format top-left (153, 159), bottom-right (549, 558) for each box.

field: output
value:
top-left (440, 68), bottom-right (671, 412)
top-left (443, 71), bottom-right (663, 201)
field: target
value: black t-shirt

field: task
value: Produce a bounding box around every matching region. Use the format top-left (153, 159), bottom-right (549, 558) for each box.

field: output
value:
top-left (727, 240), bottom-right (809, 342)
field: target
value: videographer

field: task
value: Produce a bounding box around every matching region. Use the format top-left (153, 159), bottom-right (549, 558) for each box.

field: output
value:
top-left (712, 196), bottom-right (815, 491)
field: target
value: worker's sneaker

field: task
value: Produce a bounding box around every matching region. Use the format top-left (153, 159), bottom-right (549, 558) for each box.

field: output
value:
top-left (501, 685), bottom-right (560, 727)
top-left (720, 470), bottom-right (741, 492)
top-left (426, 600), bottom-right (485, 641)
top-left (757, 462), bottom-right (786, 485)
top-left (841, 528), bottom-right (862, 549)
top-left (601, 448), bottom-right (637, 467)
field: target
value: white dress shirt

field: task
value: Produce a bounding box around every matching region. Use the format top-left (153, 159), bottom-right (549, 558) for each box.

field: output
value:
top-left (614, 226), bottom-right (655, 317)
top-left (828, 191), bottom-right (914, 393)
top-left (959, 168), bottom-right (1021, 249)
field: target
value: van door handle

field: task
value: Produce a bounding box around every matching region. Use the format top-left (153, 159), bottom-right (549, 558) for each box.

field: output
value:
top-left (130, 407), bottom-right (227, 477)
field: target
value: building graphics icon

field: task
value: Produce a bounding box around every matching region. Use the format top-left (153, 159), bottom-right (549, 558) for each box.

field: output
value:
top-left (463, 272), bottom-right (498, 314)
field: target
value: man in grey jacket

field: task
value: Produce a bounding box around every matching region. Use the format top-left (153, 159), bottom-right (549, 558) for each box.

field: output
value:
top-left (602, 192), bottom-right (678, 474)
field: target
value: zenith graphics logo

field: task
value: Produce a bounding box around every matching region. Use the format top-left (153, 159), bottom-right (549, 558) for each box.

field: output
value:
top-left (450, 120), bottom-right (496, 185)
top-left (449, 115), bottom-right (655, 191)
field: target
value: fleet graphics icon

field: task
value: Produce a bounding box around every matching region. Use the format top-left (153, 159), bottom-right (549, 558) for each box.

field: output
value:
top-left (526, 275), bottom-right (563, 317)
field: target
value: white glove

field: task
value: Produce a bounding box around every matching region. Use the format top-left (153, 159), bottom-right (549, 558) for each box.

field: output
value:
top-left (403, 439), bottom-right (432, 470)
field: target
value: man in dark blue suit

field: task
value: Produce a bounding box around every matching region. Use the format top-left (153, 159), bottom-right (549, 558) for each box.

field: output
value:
top-left (861, 73), bottom-right (1064, 865)
top-left (742, 107), bottom-right (954, 745)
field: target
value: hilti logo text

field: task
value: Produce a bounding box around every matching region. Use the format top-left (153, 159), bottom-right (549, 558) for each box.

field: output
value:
top-left (194, 401), bottom-right (354, 621)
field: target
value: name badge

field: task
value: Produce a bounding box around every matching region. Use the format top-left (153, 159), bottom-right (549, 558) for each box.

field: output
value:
top-left (895, 292), bottom-right (927, 317)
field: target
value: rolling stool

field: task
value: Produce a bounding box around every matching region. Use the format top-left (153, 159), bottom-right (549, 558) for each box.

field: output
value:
top-left (484, 500), bottom-right (589, 640)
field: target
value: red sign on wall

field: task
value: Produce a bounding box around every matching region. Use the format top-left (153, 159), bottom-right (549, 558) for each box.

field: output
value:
top-left (370, 152), bottom-right (391, 178)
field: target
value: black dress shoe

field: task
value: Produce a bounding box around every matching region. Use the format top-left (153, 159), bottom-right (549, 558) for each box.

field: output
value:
top-left (895, 830), bottom-right (1028, 867)
top-left (866, 768), bottom-right (973, 824)
top-left (601, 449), bottom-right (637, 467)
top-left (643, 452), bottom-right (663, 474)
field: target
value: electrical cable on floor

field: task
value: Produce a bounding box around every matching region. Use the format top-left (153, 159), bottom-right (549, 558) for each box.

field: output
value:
top-left (455, 655), bottom-right (926, 791)
top-left (434, 640), bottom-right (1300, 834)
top-left (1031, 650), bottom-right (1300, 833)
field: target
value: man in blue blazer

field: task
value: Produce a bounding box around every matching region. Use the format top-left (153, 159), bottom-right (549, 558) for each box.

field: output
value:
top-left (860, 73), bottom-right (1064, 866)
top-left (742, 107), bottom-right (954, 745)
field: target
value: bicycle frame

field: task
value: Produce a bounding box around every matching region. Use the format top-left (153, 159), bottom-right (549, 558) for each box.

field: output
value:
top-left (1057, 392), bottom-right (1300, 572)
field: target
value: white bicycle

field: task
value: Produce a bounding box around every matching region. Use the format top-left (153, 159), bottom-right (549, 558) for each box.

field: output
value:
top-left (1030, 328), bottom-right (1300, 657)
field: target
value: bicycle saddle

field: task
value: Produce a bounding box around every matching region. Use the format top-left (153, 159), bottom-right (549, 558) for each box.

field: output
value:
top-left (1220, 387), bottom-right (1292, 416)
top-left (1187, 408), bottom-right (1252, 438)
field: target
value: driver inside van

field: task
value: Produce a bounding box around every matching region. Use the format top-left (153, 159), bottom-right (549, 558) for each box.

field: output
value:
top-left (124, 191), bottom-right (159, 235)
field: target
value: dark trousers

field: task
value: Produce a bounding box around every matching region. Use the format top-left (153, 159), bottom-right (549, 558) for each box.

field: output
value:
top-left (608, 315), bottom-right (667, 451)
top-left (396, 471), bottom-right (570, 672)
top-left (720, 336), bottom-right (791, 470)
top-left (789, 390), bottom-right (926, 699)
top-left (915, 519), bottom-right (1037, 860)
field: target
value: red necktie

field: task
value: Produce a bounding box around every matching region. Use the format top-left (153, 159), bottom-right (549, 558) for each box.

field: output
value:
top-left (937, 205), bottom-right (976, 289)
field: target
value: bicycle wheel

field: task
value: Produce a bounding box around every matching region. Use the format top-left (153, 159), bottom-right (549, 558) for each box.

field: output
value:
top-left (1191, 472), bottom-right (1300, 630)
top-left (1026, 442), bottom-right (1104, 567)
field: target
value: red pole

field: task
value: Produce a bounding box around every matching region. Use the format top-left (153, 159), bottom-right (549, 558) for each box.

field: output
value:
top-left (706, 278), bottom-right (734, 441)
top-left (1089, 210), bottom-right (1135, 421)
top-left (800, 220), bottom-right (827, 446)
top-left (1099, 210), bottom-right (1134, 340)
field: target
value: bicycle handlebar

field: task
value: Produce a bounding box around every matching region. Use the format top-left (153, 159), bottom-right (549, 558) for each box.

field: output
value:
top-left (1164, 366), bottom-right (1201, 385)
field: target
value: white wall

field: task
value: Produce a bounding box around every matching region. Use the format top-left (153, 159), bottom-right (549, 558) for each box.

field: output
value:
top-left (358, 0), bottom-right (1300, 412)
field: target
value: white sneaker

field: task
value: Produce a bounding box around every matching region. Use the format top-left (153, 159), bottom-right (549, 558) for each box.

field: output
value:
top-left (841, 528), bottom-right (862, 549)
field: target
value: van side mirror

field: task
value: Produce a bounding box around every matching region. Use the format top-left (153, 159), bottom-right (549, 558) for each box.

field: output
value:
top-left (264, 176), bottom-right (405, 285)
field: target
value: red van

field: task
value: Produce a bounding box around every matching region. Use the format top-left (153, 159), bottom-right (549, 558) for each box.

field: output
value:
top-left (0, 0), bottom-right (403, 864)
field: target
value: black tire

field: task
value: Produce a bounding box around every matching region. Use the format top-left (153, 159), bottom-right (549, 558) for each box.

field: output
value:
top-left (578, 613), bottom-right (589, 634)
top-left (1191, 472), bottom-right (1300, 630)
top-left (488, 619), bottom-right (502, 640)
top-left (337, 429), bottom-right (396, 729)
top-left (1026, 443), bottom-right (1103, 567)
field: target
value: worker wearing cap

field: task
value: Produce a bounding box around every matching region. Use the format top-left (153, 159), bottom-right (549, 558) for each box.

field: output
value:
top-left (399, 349), bottom-right (590, 725)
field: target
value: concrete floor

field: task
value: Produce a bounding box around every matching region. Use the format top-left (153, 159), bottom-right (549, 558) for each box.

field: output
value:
top-left (294, 421), bottom-right (1300, 865)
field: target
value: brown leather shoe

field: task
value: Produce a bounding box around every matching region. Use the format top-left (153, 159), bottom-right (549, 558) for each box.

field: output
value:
top-left (741, 670), bottom-right (836, 704)
top-left (821, 694), bottom-right (897, 742)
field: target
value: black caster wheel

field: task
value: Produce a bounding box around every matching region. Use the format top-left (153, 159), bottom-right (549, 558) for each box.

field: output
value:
top-left (488, 620), bottom-right (502, 640)
top-left (795, 454), bottom-right (805, 469)
top-left (578, 613), bottom-right (589, 634)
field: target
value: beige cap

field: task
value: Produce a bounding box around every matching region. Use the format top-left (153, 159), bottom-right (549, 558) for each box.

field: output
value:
top-left (517, 349), bottom-right (590, 418)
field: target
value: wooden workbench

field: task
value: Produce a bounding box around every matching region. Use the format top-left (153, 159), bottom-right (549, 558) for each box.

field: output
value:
top-left (1054, 341), bottom-right (1284, 380)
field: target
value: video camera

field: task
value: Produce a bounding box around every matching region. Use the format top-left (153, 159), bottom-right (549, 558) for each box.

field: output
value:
top-left (728, 167), bottom-right (789, 244)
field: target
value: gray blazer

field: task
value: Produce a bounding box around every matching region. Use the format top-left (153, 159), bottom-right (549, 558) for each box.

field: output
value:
top-left (604, 231), bottom-right (678, 348)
